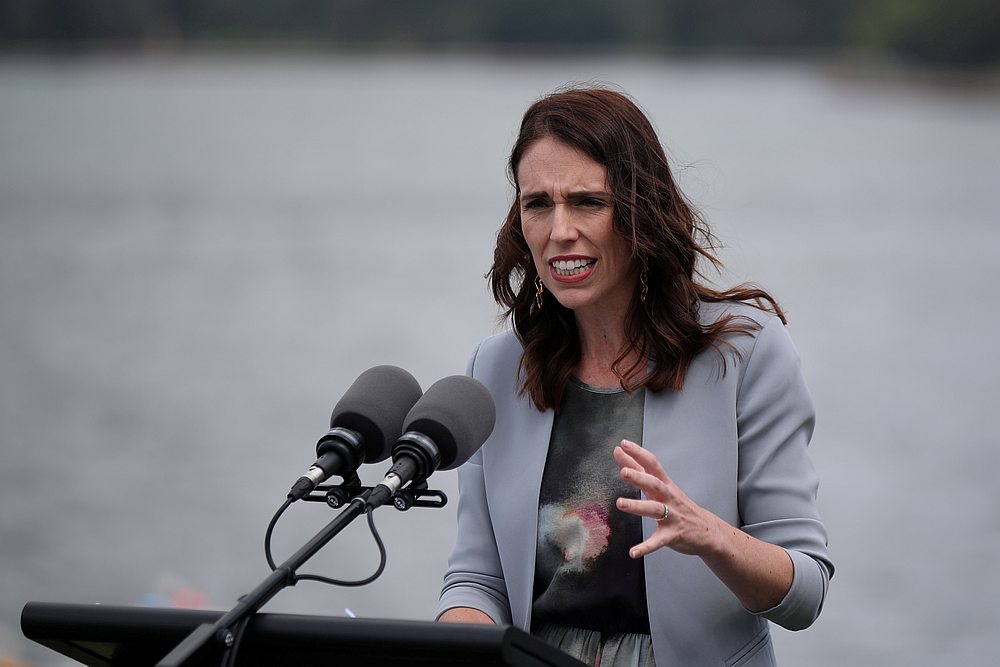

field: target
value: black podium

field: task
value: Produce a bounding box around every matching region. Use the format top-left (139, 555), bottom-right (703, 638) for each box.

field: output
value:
top-left (21, 602), bottom-right (583, 666)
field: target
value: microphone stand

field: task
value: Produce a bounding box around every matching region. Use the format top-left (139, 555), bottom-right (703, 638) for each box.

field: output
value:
top-left (156, 495), bottom-right (371, 667)
top-left (155, 479), bottom-right (449, 667)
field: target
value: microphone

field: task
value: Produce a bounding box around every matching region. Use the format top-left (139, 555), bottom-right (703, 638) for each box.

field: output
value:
top-left (368, 375), bottom-right (496, 509)
top-left (288, 366), bottom-right (422, 501)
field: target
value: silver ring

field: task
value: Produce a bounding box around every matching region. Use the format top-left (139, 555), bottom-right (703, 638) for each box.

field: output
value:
top-left (657, 502), bottom-right (670, 522)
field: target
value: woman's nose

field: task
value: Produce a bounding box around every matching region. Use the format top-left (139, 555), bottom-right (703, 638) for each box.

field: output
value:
top-left (549, 205), bottom-right (579, 242)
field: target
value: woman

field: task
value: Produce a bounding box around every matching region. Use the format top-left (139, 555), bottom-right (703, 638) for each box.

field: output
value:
top-left (437, 87), bottom-right (832, 666)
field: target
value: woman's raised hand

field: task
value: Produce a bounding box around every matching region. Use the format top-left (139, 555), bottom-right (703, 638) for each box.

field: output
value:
top-left (613, 439), bottom-right (723, 559)
top-left (614, 439), bottom-right (794, 612)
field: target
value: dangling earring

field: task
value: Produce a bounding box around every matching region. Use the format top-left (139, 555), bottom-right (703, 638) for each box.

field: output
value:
top-left (535, 275), bottom-right (544, 310)
top-left (640, 259), bottom-right (649, 303)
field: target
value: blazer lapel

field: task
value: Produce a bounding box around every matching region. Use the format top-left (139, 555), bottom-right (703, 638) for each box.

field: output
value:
top-left (482, 393), bottom-right (553, 630)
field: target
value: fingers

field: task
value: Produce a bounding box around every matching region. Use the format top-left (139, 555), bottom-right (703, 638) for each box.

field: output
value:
top-left (626, 537), bottom-right (663, 559)
top-left (619, 462), bottom-right (675, 506)
top-left (618, 439), bottom-right (669, 478)
top-left (615, 497), bottom-right (670, 559)
top-left (613, 441), bottom-right (690, 559)
top-left (615, 496), bottom-right (667, 521)
top-left (619, 465), bottom-right (667, 498)
top-left (612, 440), bottom-right (643, 472)
top-left (614, 441), bottom-right (669, 486)
top-left (614, 440), bottom-right (676, 513)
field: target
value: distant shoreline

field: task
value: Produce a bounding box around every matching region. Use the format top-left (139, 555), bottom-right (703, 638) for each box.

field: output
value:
top-left (2, 46), bottom-right (998, 92)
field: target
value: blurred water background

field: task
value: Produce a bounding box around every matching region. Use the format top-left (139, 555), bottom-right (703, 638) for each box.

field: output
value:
top-left (2, 5), bottom-right (1000, 665)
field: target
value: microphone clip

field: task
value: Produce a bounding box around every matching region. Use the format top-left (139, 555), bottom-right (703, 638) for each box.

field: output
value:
top-left (302, 481), bottom-right (448, 511)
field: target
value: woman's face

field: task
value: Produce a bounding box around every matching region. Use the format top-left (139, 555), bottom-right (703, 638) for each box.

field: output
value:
top-left (517, 136), bottom-right (636, 321)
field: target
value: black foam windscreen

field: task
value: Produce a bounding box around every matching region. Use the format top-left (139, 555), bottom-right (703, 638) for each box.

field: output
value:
top-left (329, 366), bottom-right (423, 463)
top-left (402, 375), bottom-right (496, 470)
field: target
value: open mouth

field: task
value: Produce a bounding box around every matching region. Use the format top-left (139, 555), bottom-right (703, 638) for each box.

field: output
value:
top-left (550, 258), bottom-right (596, 277)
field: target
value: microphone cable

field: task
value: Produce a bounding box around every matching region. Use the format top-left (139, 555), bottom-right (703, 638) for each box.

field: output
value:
top-left (263, 497), bottom-right (388, 587)
top-left (263, 498), bottom-right (292, 572)
top-left (221, 496), bottom-right (387, 667)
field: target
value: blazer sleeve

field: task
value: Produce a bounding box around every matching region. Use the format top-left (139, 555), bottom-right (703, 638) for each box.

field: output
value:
top-left (736, 316), bottom-right (834, 631)
top-left (435, 343), bottom-right (513, 624)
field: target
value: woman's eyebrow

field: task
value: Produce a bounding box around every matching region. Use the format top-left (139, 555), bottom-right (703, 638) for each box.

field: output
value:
top-left (520, 189), bottom-right (610, 201)
top-left (566, 190), bottom-right (612, 200)
top-left (519, 190), bottom-right (552, 202)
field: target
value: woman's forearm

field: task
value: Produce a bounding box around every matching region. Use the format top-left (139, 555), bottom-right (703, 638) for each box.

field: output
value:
top-left (698, 518), bottom-right (793, 612)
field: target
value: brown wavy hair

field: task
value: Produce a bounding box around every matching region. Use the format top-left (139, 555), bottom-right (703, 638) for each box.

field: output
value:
top-left (489, 86), bottom-right (785, 411)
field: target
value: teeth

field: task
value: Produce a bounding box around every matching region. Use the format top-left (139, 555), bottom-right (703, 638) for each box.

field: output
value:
top-left (550, 259), bottom-right (595, 276)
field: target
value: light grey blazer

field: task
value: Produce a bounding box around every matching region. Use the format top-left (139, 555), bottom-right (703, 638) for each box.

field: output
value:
top-left (438, 303), bottom-right (833, 666)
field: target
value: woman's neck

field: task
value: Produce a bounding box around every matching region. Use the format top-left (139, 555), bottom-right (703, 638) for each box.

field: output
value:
top-left (574, 314), bottom-right (641, 389)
